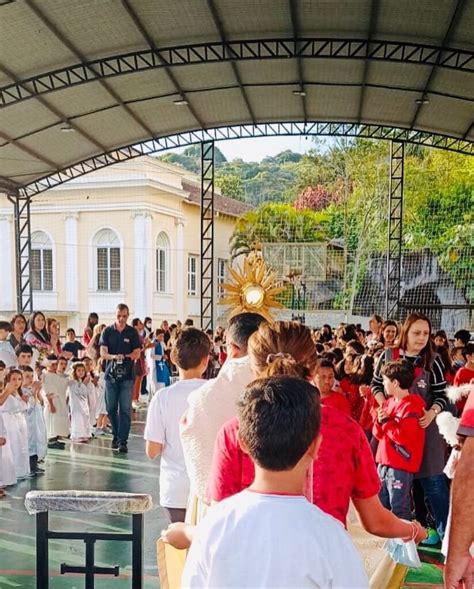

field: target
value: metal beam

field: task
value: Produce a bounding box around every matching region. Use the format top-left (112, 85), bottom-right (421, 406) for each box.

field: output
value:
top-left (200, 141), bottom-right (215, 332)
top-left (385, 141), bottom-right (404, 320)
top-left (410, 0), bottom-right (466, 129)
top-left (206, 0), bottom-right (256, 124)
top-left (357, 0), bottom-right (380, 123)
top-left (288, 0), bottom-right (307, 121)
top-left (7, 190), bottom-right (33, 313)
top-left (0, 176), bottom-right (23, 192)
top-left (24, 0), bottom-right (155, 138)
top-left (462, 121), bottom-right (473, 140)
top-left (2, 37), bottom-right (471, 109)
top-left (120, 0), bottom-right (206, 129)
top-left (0, 63), bottom-right (107, 153)
top-left (19, 121), bottom-right (473, 197)
top-left (2, 79), bottom-right (471, 150)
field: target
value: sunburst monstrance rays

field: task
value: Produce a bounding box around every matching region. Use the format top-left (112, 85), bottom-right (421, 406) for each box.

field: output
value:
top-left (219, 253), bottom-right (285, 321)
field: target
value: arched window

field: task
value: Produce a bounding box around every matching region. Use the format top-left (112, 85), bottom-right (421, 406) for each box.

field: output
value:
top-left (31, 231), bottom-right (53, 291)
top-left (156, 232), bottom-right (170, 293)
top-left (94, 229), bottom-right (121, 292)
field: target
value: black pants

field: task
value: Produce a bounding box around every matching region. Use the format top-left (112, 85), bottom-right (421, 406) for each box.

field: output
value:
top-left (29, 454), bottom-right (38, 473)
top-left (164, 507), bottom-right (186, 524)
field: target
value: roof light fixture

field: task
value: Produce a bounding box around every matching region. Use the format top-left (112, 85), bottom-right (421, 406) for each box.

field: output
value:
top-left (60, 123), bottom-right (75, 132)
top-left (415, 96), bottom-right (430, 105)
top-left (292, 89), bottom-right (306, 97)
top-left (173, 97), bottom-right (189, 106)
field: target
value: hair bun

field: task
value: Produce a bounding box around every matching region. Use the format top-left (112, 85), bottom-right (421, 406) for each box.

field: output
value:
top-left (266, 352), bottom-right (294, 365)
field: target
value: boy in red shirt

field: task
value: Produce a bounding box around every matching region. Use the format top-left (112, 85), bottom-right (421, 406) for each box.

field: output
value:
top-left (373, 359), bottom-right (426, 520)
top-left (314, 358), bottom-right (351, 417)
top-left (453, 343), bottom-right (474, 415)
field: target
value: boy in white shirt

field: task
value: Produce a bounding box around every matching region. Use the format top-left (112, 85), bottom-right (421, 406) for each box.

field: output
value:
top-left (144, 328), bottom-right (210, 523)
top-left (182, 376), bottom-right (369, 589)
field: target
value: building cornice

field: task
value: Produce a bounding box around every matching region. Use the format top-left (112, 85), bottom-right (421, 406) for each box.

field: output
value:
top-left (0, 201), bottom-right (185, 221)
top-left (49, 178), bottom-right (189, 199)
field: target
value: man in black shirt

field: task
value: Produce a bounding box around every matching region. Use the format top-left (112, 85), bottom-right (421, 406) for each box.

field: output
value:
top-left (99, 304), bottom-right (141, 453)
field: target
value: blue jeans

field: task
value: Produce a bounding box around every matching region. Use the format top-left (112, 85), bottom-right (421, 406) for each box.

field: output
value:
top-left (378, 465), bottom-right (414, 521)
top-left (418, 474), bottom-right (449, 538)
top-left (105, 379), bottom-right (133, 444)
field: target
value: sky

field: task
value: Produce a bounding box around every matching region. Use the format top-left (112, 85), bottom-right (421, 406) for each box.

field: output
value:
top-left (214, 136), bottom-right (314, 162)
top-left (169, 135), bottom-right (321, 163)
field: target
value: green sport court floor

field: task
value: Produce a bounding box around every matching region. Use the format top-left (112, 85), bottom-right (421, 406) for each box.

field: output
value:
top-left (0, 412), bottom-right (445, 588)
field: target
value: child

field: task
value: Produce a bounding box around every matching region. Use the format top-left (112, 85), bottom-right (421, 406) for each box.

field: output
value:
top-left (0, 368), bottom-right (30, 481)
top-left (82, 356), bottom-right (98, 435)
top-left (453, 343), bottom-right (474, 415)
top-left (152, 329), bottom-right (171, 391)
top-left (42, 355), bottom-right (69, 449)
top-left (0, 413), bottom-right (10, 497)
top-left (94, 358), bottom-right (110, 435)
top-left (373, 359), bottom-right (426, 520)
top-left (15, 344), bottom-right (33, 367)
top-left (451, 346), bottom-right (465, 370)
top-left (336, 353), bottom-right (365, 422)
top-left (182, 376), bottom-right (368, 588)
top-left (20, 365), bottom-right (47, 475)
top-left (62, 328), bottom-right (85, 358)
top-left (67, 362), bottom-right (91, 443)
top-left (0, 321), bottom-right (16, 368)
top-left (145, 328), bottom-right (210, 523)
top-left (314, 358), bottom-right (351, 416)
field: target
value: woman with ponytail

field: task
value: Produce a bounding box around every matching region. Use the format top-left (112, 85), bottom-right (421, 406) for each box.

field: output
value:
top-left (207, 321), bottom-right (426, 538)
top-left (164, 321), bottom-right (427, 580)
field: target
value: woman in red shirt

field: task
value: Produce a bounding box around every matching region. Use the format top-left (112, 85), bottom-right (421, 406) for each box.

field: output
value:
top-left (207, 322), bottom-right (426, 539)
top-left (164, 322), bottom-right (426, 552)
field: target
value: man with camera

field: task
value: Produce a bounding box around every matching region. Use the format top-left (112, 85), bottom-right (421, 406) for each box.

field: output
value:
top-left (100, 304), bottom-right (141, 453)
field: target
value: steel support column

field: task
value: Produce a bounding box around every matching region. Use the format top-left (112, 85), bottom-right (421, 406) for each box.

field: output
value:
top-left (7, 190), bottom-right (33, 313)
top-left (385, 141), bottom-right (404, 320)
top-left (200, 140), bottom-right (215, 331)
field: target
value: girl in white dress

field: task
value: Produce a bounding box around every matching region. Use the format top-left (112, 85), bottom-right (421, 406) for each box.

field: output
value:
top-left (67, 363), bottom-right (91, 443)
top-left (42, 355), bottom-right (69, 447)
top-left (20, 366), bottom-right (47, 473)
top-left (0, 413), bottom-right (10, 498)
top-left (0, 369), bottom-right (30, 480)
top-left (94, 359), bottom-right (109, 435)
top-left (83, 357), bottom-right (98, 434)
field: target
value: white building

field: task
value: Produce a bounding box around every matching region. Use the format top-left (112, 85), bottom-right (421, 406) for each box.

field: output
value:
top-left (0, 156), bottom-right (248, 331)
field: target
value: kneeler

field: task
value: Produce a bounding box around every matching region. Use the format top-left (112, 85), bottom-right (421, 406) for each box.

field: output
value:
top-left (25, 490), bottom-right (153, 589)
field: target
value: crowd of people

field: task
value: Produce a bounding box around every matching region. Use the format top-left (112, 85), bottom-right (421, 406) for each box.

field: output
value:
top-left (0, 306), bottom-right (473, 587)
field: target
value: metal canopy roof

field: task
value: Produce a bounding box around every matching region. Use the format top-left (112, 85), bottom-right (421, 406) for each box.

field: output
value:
top-left (0, 0), bottom-right (473, 196)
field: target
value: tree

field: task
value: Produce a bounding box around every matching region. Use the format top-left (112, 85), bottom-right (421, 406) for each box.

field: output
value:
top-left (230, 203), bottom-right (329, 260)
top-left (215, 173), bottom-right (245, 201)
top-left (294, 184), bottom-right (340, 211)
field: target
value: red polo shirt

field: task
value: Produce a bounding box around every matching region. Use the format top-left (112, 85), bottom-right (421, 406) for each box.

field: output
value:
top-left (458, 387), bottom-right (474, 437)
top-left (321, 390), bottom-right (352, 417)
top-left (207, 405), bottom-right (381, 526)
